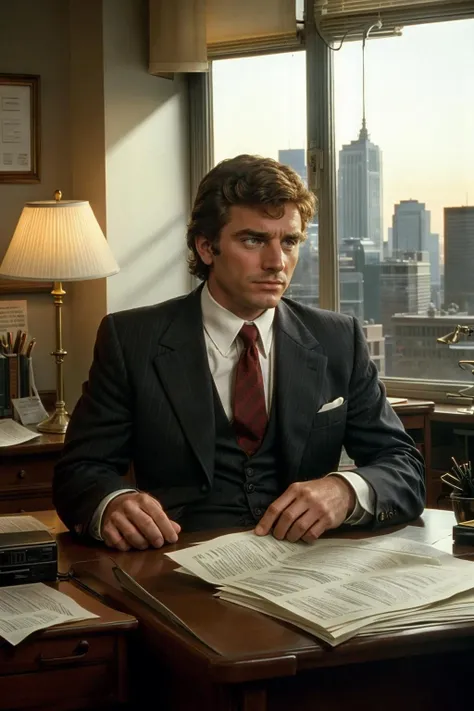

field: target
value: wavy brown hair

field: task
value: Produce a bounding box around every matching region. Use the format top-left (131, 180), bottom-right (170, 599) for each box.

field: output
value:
top-left (186, 154), bottom-right (316, 281)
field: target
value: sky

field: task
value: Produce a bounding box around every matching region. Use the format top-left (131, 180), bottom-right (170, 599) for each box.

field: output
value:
top-left (212, 19), bottom-right (474, 244)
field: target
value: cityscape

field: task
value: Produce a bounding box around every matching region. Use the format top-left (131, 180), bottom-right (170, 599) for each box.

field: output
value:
top-left (212, 21), bottom-right (474, 383)
top-left (281, 134), bottom-right (474, 382)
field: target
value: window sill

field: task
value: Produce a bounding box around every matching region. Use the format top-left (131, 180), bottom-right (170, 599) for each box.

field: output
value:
top-left (384, 377), bottom-right (474, 407)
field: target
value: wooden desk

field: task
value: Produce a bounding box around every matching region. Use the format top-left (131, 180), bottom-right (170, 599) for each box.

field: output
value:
top-left (34, 509), bottom-right (474, 711)
top-left (0, 433), bottom-right (64, 514)
top-left (0, 577), bottom-right (137, 710)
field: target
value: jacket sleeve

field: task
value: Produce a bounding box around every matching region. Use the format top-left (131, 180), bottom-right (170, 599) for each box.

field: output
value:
top-left (344, 317), bottom-right (425, 529)
top-left (53, 314), bottom-right (134, 534)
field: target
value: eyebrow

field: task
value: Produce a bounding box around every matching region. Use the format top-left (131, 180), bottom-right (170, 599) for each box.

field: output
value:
top-left (232, 229), bottom-right (305, 241)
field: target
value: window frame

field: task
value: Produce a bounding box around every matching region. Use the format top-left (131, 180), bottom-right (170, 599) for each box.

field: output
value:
top-left (197, 8), bottom-right (472, 404)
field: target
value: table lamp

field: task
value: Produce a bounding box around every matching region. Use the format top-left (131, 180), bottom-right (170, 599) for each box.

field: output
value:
top-left (0, 191), bottom-right (119, 433)
top-left (437, 324), bottom-right (474, 415)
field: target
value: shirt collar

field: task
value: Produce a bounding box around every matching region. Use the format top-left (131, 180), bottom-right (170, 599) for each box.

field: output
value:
top-left (201, 283), bottom-right (275, 357)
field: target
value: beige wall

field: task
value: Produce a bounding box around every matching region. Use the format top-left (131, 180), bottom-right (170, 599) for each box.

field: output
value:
top-left (103, 0), bottom-right (191, 313)
top-left (0, 0), bottom-right (72, 392)
top-left (0, 0), bottom-right (191, 408)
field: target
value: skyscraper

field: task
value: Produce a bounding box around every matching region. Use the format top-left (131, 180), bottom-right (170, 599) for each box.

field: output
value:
top-left (392, 200), bottom-right (430, 253)
top-left (337, 121), bottom-right (383, 262)
top-left (278, 149), bottom-right (306, 184)
top-left (444, 206), bottom-right (474, 312)
top-left (380, 252), bottom-right (431, 336)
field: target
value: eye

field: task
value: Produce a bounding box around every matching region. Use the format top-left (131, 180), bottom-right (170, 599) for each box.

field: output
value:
top-left (282, 237), bottom-right (299, 249)
top-left (243, 236), bottom-right (263, 246)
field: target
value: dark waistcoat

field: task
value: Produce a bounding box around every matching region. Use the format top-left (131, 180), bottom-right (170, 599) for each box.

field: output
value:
top-left (180, 386), bottom-right (284, 532)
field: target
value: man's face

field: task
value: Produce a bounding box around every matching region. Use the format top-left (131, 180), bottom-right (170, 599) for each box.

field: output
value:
top-left (195, 203), bottom-right (303, 320)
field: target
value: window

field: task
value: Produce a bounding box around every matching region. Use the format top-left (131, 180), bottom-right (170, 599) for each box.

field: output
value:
top-left (212, 51), bottom-right (319, 307)
top-left (334, 19), bottom-right (474, 384)
top-left (208, 16), bottom-right (474, 396)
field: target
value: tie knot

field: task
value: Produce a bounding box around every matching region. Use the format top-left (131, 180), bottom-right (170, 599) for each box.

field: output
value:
top-left (239, 324), bottom-right (259, 348)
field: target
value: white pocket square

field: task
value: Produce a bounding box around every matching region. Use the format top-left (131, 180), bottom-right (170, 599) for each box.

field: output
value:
top-left (318, 397), bottom-right (344, 413)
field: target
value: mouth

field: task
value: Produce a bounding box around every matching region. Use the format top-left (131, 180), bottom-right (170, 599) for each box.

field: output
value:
top-left (254, 281), bottom-right (285, 286)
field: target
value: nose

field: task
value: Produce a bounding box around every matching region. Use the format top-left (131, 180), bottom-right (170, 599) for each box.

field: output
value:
top-left (261, 241), bottom-right (285, 273)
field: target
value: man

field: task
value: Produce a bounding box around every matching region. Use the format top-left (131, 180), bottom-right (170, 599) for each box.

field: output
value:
top-left (53, 154), bottom-right (425, 551)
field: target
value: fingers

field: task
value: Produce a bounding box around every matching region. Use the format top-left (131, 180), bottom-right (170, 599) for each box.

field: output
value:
top-left (101, 521), bottom-right (131, 552)
top-left (104, 509), bottom-right (149, 550)
top-left (256, 481), bottom-right (341, 543)
top-left (302, 520), bottom-right (326, 543)
top-left (255, 488), bottom-right (297, 536)
top-left (272, 499), bottom-right (309, 541)
top-left (101, 492), bottom-right (180, 551)
top-left (139, 496), bottom-right (180, 545)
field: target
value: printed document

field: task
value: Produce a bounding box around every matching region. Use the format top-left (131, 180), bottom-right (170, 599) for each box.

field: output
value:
top-left (0, 515), bottom-right (49, 533)
top-left (0, 583), bottom-right (98, 646)
top-left (167, 531), bottom-right (474, 646)
top-left (0, 419), bottom-right (40, 447)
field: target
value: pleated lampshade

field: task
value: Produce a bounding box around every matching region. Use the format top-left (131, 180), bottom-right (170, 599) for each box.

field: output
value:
top-left (0, 198), bottom-right (119, 281)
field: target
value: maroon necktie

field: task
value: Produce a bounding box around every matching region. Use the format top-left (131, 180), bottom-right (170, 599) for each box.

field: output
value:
top-left (232, 324), bottom-right (268, 456)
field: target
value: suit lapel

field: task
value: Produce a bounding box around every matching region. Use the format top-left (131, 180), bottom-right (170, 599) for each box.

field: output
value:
top-left (153, 286), bottom-right (215, 486)
top-left (276, 301), bottom-right (328, 483)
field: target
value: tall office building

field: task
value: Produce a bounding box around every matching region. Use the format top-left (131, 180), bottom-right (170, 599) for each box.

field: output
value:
top-left (428, 232), bottom-right (441, 306)
top-left (278, 149), bottom-right (306, 184)
top-left (337, 122), bottom-right (383, 262)
top-left (339, 238), bottom-right (365, 322)
top-left (380, 252), bottom-right (431, 336)
top-left (444, 206), bottom-right (474, 312)
top-left (391, 200), bottom-right (430, 253)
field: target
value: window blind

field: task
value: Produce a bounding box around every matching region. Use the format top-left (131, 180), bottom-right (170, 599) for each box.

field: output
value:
top-left (149, 0), bottom-right (301, 75)
top-left (315, 0), bottom-right (474, 42)
top-left (206, 0), bottom-right (302, 58)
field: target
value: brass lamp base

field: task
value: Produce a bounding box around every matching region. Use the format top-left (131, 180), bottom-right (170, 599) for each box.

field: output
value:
top-left (37, 408), bottom-right (70, 434)
top-left (38, 280), bottom-right (70, 435)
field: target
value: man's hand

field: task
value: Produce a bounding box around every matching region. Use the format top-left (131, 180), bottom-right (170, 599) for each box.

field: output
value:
top-left (255, 477), bottom-right (356, 543)
top-left (101, 492), bottom-right (181, 551)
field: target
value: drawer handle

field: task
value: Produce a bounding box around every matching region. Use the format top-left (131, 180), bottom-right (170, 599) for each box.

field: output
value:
top-left (38, 639), bottom-right (90, 667)
top-left (17, 469), bottom-right (26, 479)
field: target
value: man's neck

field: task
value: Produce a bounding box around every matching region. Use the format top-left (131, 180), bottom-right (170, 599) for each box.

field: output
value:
top-left (205, 282), bottom-right (265, 322)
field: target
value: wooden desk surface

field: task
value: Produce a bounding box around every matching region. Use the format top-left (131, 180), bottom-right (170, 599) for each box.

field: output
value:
top-left (34, 510), bottom-right (472, 673)
top-left (0, 432), bottom-right (64, 457)
top-left (33, 509), bottom-right (474, 711)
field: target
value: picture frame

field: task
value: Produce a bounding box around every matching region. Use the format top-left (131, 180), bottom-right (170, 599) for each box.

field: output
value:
top-left (0, 279), bottom-right (51, 295)
top-left (0, 73), bottom-right (40, 184)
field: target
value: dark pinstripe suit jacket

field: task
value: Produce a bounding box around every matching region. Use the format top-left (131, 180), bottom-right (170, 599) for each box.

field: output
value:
top-left (53, 286), bottom-right (425, 534)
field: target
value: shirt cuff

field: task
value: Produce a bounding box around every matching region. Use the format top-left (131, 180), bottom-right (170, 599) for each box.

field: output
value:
top-left (89, 489), bottom-right (137, 540)
top-left (327, 471), bottom-right (375, 525)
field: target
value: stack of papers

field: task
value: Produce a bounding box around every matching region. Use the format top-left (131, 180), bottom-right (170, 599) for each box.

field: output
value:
top-left (167, 531), bottom-right (474, 646)
top-left (0, 584), bottom-right (98, 646)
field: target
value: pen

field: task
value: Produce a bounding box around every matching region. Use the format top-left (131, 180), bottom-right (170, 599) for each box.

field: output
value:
top-left (26, 339), bottom-right (36, 358)
top-left (18, 331), bottom-right (27, 355)
top-left (12, 329), bottom-right (22, 354)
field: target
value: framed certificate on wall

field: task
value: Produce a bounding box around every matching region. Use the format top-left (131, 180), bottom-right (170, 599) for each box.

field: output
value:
top-left (0, 74), bottom-right (40, 183)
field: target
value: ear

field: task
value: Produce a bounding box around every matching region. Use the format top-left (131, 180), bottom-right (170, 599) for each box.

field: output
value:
top-left (195, 235), bottom-right (215, 266)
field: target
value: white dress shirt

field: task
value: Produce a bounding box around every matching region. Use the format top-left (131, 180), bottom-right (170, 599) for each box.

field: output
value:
top-left (90, 284), bottom-right (373, 538)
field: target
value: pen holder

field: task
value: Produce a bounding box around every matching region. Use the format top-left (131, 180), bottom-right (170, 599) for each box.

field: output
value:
top-left (450, 494), bottom-right (474, 523)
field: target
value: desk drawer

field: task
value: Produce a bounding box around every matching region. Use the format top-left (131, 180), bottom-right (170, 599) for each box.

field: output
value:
top-left (0, 456), bottom-right (57, 487)
top-left (0, 634), bottom-right (116, 674)
top-left (0, 490), bottom-right (53, 513)
top-left (0, 661), bottom-right (119, 710)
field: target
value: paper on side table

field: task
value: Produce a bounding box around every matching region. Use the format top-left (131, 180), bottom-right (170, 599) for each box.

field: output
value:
top-left (0, 419), bottom-right (39, 447)
top-left (0, 515), bottom-right (49, 533)
top-left (0, 583), bottom-right (98, 646)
